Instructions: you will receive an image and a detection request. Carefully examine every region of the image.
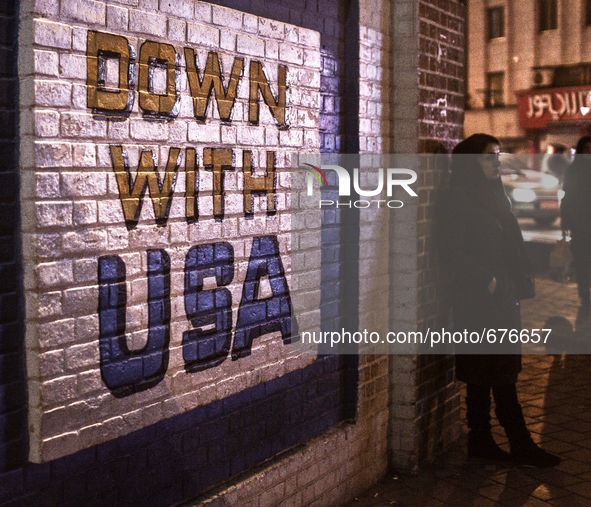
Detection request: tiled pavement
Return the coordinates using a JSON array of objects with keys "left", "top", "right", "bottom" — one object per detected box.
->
[{"left": 348, "top": 274, "right": 591, "bottom": 507}]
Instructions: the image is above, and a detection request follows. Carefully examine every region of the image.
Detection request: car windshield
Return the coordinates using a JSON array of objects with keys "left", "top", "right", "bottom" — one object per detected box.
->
[{"left": 499, "top": 153, "right": 528, "bottom": 176}]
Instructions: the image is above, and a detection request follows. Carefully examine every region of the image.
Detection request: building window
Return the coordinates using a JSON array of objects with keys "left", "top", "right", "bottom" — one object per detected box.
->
[
  {"left": 539, "top": 0, "right": 558, "bottom": 31},
  {"left": 486, "top": 72, "right": 504, "bottom": 108},
  {"left": 488, "top": 7, "right": 505, "bottom": 39}
]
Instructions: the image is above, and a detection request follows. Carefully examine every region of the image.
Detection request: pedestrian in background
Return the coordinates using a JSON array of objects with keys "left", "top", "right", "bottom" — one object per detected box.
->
[
  {"left": 547, "top": 144, "right": 570, "bottom": 184},
  {"left": 561, "top": 135, "right": 591, "bottom": 328},
  {"left": 438, "top": 133, "right": 561, "bottom": 467}
]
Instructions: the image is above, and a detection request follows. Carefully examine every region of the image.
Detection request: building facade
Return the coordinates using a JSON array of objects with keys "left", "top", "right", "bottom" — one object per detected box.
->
[
  {"left": 465, "top": 0, "right": 591, "bottom": 153},
  {"left": 0, "top": 0, "right": 465, "bottom": 505}
]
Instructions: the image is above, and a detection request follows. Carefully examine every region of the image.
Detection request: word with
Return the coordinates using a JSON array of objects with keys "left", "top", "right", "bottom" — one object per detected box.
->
[
  {"left": 109, "top": 146, "right": 276, "bottom": 229},
  {"left": 98, "top": 236, "right": 292, "bottom": 397}
]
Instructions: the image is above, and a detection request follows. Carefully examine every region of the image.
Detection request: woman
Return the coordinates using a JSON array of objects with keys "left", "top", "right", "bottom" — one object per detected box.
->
[{"left": 438, "top": 134, "right": 560, "bottom": 467}]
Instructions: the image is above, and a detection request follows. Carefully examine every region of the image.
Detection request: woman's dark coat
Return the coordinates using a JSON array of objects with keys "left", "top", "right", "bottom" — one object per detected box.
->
[{"left": 438, "top": 154, "right": 531, "bottom": 385}]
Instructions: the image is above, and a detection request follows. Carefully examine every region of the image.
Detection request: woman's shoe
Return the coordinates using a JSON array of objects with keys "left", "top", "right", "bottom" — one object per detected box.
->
[
  {"left": 468, "top": 431, "right": 512, "bottom": 461},
  {"left": 509, "top": 435, "right": 561, "bottom": 467},
  {"left": 493, "top": 384, "right": 561, "bottom": 467}
]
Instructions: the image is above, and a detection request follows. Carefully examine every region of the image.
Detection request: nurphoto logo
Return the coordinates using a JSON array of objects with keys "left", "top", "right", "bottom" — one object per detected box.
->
[{"left": 300, "top": 163, "right": 418, "bottom": 208}]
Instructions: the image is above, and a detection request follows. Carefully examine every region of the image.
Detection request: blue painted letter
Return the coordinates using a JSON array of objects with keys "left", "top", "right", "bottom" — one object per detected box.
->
[
  {"left": 98, "top": 250, "right": 170, "bottom": 397},
  {"left": 232, "top": 235, "right": 292, "bottom": 360},
  {"left": 183, "top": 242, "right": 234, "bottom": 371}
]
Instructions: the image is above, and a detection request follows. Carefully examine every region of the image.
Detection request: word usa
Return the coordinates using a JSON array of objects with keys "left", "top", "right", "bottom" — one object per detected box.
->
[{"left": 99, "top": 236, "right": 292, "bottom": 397}]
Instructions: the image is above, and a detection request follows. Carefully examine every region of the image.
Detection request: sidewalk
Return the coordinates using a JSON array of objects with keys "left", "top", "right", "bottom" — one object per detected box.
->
[{"left": 348, "top": 274, "right": 591, "bottom": 507}]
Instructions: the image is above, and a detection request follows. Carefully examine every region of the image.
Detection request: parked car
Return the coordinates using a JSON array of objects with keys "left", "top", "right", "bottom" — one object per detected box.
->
[{"left": 499, "top": 153, "right": 562, "bottom": 226}]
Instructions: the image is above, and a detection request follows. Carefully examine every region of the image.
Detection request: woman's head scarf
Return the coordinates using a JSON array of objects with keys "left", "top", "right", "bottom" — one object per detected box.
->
[
  {"left": 575, "top": 135, "right": 591, "bottom": 154},
  {"left": 449, "top": 133, "right": 509, "bottom": 214}
]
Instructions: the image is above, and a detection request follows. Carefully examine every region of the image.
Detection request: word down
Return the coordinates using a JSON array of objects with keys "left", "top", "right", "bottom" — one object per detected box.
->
[{"left": 87, "top": 30, "right": 287, "bottom": 125}]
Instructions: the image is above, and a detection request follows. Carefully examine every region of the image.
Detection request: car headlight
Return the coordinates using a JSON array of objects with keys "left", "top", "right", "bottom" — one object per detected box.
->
[
  {"left": 542, "top": 174, "right": 559, "bottom": 188},
  {"left": 513, "top": 188, "right": 536, "bottom": 202},
  {"left": 558, "top": 189, "right": 565, "bottom": 201}
]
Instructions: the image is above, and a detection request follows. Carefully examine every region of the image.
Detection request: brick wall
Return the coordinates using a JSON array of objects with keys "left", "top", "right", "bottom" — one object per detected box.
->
[
  {"left": 2, "top": 356, "right": 352, "bottom": 507},
  {"left": 388, "top": 0, "right": 465, "bottom": 469},
  {"left": 417, "top": 0, "right": 465, "bottom": 154},
  {"left": 0, "top": 0, "right": 470, "bottom": 504},
  {"left": 0, "top": 0, "right": 392, "bottom": 506},
  {"left": 355, "top": 0, "right": 391, "bottom": 479},
  {"left": 415, "top": 0, "right": 465, "bottom": 464},
  {"left": 21, "top": 0, "right": 325, "bottom": 463}
]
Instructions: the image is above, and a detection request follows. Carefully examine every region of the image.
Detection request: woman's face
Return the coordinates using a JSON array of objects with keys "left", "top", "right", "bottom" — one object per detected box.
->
[{"left": 479, "top": 143, "right": 501, "bottom": 181}]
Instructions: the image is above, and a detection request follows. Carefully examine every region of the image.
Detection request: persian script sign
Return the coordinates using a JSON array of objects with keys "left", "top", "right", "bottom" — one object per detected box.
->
[{"left": 516, "top": 85, "right": 591, "bottom": 129}]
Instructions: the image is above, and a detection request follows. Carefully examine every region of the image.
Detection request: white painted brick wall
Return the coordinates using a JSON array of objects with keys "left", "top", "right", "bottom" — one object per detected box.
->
[
  {"left": 33, "top": 19, "right": 72, "bottom": 50},
  {"left": 21, "top": 0, "right": 322, "bottom": 464}
]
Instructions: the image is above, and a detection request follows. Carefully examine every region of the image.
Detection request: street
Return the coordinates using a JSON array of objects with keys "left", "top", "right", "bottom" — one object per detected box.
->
[
  {"left": 519, "top": 217, "right": 563, "bottom": 244},
  {"left": 348, "top": 273, "right": 591, "bottom": 507}
]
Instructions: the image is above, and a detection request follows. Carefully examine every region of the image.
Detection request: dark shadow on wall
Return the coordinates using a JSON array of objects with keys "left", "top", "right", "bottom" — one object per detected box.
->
[
  {"left": 416, "top": 355, "right": 457, "bottom": 462},
  {"left": 0, "top": 355, "right": 348, "bottom": 507},
  {"left": 340, "top": 0, "right": 360, "bottom": 421},
  {"left": 0, "top": 0, "right": 28, "bottom": 472}
]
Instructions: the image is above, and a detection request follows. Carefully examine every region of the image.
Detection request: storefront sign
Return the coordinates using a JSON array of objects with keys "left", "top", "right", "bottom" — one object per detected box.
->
[{"left": 516, "top": 85, "right": 591, "bottom": 129}]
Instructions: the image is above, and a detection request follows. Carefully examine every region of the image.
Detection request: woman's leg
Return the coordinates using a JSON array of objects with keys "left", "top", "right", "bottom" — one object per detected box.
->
[
  {"left": 493, "top": 383, "right": 560, "bottom": 467},
  {"left": 466, "top": 383, "right": 510, "bottom": 460}
]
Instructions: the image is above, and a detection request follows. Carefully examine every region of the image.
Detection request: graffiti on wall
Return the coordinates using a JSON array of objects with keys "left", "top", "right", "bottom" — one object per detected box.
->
[
  {"left": 24, "top": 2, "right": 321, "bottom": 463},
  {"left": 87, "top": 30, "right": 293, "bottom": 397}
]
